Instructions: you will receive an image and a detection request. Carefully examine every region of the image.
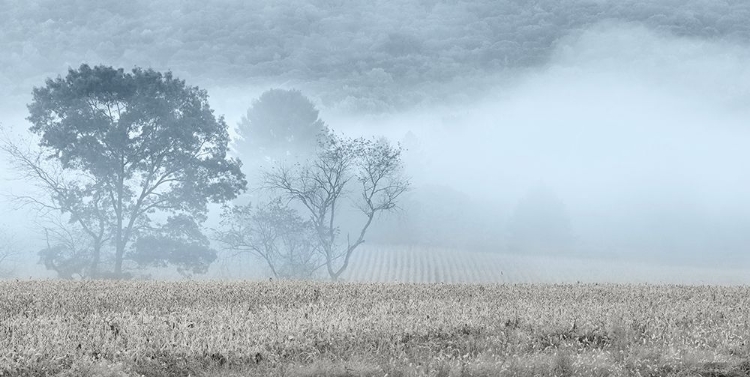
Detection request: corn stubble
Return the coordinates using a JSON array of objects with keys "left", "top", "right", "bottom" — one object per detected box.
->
[{"left": 1, "top": 281, "right": 749, "bottom": 376}]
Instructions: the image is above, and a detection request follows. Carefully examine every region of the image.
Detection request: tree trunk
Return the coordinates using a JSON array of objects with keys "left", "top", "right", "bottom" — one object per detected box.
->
[
  {"left": 326, "top": 213, "right": 373, "bottom": 281},
  {"left": 114, "top": 165, "right": 125, "bottom": 278},
  {"left": 91, "top": 243, "right": 101, "bottom": 278},
  {"left": 114, "top": 219, "right": 124, "bottom": 277}
]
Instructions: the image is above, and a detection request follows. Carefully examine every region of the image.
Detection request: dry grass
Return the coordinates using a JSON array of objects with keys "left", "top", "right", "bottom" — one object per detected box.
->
[{"left": 1, "top": 281, "right": 749, "bottom": 376}]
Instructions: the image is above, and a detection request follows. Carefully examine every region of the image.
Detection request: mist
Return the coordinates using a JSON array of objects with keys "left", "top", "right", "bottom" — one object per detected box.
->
[
  {"left": 328, "top": 23, "right": 750, "bottom": 277},
  {"left": 2, "top": 8, "right": 750, "bottom": 282}
]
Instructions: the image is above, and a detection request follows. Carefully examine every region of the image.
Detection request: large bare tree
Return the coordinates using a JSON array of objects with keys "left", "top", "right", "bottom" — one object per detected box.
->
[{"left": 264, "top": 133, "right": 409, "bottom": 280}]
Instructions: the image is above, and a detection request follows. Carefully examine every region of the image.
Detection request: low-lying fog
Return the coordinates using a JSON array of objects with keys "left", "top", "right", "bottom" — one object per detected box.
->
[
  {"left": 2, "top": 23, "right": 750, "bottom": 279},
  {"left": 326, "top": 24, "right": 750, "bottom": 269}
]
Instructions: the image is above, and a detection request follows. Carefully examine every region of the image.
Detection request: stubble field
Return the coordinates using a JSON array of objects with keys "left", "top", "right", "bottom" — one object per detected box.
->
[{"left": 1, "top": 280, "right": 749, "bottom": 377}]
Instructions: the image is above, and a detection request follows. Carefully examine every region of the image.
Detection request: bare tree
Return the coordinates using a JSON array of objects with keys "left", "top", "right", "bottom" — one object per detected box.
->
[
  {"left": 264, "top": 133, "right": 409, "bottom": 281},
  {"left": 217, "top": 199, "right": 321, "bottom": 279}
]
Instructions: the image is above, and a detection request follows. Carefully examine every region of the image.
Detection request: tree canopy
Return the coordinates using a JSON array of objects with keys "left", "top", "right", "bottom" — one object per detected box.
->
[
  {"left": 23, "top": 64, "right": 246, "bottom": 277},
  {"left": 235, "top": 88, "right": 327, "bottom": 166}
]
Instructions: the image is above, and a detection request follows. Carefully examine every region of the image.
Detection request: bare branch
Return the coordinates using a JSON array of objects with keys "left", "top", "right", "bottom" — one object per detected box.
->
[{"left": 259, "top": 133, "right": 409, "bottom": 280}]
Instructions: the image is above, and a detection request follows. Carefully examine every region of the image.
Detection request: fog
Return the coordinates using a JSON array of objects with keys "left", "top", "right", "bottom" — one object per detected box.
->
[
  {"left": 1, "top": 15, "right": 750, "bottom": 282},
  {"left": 329, "top": 24, "right": 750, "bottom": 269}
]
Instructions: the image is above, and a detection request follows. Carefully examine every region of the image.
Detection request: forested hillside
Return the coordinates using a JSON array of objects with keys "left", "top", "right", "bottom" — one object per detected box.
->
[{"left": 1, "top": 0, "right": 748, "bottom": 111}]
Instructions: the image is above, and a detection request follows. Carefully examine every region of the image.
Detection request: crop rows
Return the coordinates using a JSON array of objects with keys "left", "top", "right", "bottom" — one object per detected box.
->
[{"left": 340, "top": 245, "right": 750, "bottom": 285}]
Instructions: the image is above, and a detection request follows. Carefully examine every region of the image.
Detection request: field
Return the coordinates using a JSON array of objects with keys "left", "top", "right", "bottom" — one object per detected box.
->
[
  {"left": 2, "top": 281, "right": 750, "bottom": 377},
  {"left": 212, "top": 245, "right": 750, "bottom": 285},
  {"left": 341, "top": 246, "right": 750, "bottom": 285}
]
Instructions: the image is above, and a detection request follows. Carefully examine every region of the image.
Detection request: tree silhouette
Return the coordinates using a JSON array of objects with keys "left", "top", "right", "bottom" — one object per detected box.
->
[
  {"left": 235, "top": 89, "right": 327, "bottom": 167},
  {"left": 25, "top": 64, "right": 246, "bottom": 277},
  {"left": 264, "top": 133, "right": 410, "bottom": 280}
]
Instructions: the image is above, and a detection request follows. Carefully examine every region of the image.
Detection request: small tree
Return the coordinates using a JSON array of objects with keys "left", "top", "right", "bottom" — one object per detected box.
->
[
  {"left": 264, "top": 133, "right": 409, "bottom": 280},
  {"left": 235, "top": 89, "right": 328, "bottom": 166},
  {"left": 24, "top": 64, "right": 246, "bottom": 277},
  {"left": 217, "top": 199, "right": 320, "bottom": 279}
]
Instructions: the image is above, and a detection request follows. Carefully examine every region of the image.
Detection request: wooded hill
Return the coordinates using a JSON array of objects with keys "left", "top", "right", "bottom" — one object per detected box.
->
[{"left": 1, "top": 0, "right": 748, "bottom": 112}]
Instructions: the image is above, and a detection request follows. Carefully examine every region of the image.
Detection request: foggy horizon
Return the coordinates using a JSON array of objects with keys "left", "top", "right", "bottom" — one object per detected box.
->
[{"left": 1, "top": 2, "right": 750, "bottom": 283}]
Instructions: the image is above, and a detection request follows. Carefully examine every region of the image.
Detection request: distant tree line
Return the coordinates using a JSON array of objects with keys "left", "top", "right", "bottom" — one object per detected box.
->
[{"left": 1, "top": 0, "right": 748, "bottom": 111}]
